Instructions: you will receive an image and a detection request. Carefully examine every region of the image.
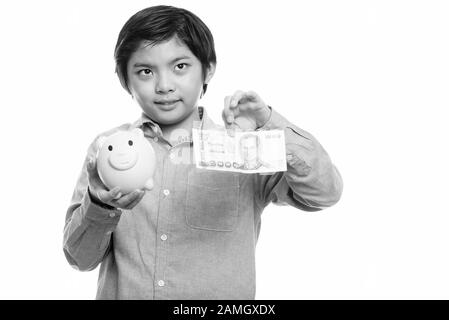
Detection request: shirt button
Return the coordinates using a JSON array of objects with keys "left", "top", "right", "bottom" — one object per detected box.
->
[
  {"left": 109, "top": 212, "right": 116, "bottom": 218},
  {"left": 163, "top": 189, "right": 170, "bottom": 196},
  {"left": 161, "top": 234, "right": 168, "bottom": 241},
  {"left": 169, "top": 152, "right": 176, "bottom": 160},
  {"left": 157, "top": 280, "right": 165, "bottom": 287},
  {"left": 153, "top": 137, "right": 159, "bottom": 142}
]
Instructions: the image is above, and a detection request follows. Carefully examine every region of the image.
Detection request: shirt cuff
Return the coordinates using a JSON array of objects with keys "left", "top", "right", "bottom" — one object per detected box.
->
[{"left": 81, "top": 189, "right": 122, "bottom": 224}]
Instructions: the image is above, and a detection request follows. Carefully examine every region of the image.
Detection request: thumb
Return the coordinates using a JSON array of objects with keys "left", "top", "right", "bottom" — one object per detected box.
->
[
  {"left": 86, "top": 157, "right": 98, "bottom": 176},
  {"left": 86, "top": 157, "right": 93, "bottom": 168},
  {"left": 226, "top": 123, "right": 241, "bottom": 138}
]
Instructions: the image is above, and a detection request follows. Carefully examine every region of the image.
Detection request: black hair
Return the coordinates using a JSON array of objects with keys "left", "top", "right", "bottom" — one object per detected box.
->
[{"left": 114, "top": 5, "right": 216, "bottom": 95}]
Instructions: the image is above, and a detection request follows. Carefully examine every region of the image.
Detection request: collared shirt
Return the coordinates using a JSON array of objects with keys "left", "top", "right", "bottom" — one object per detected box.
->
[{"left": 63, "top": 106, "right": 343, "bottom": 299}]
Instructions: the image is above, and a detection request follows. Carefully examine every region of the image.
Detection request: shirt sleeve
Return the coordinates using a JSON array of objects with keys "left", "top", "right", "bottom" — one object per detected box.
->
[
  {"left": 63, "top": 137, "right": 122, "bottom": 271},
  {"left": 254, "top": 106, "right": 343, "bottom": 212}
]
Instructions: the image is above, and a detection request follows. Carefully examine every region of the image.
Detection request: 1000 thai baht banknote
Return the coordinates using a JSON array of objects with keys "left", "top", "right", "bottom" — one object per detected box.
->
[{"left": 192, "top": 128, "right": 287, "bottom": 174}]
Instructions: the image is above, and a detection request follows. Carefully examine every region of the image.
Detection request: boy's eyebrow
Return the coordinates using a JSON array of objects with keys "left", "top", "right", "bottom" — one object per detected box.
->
[{"left": 133, "top": 55, "right": 192, "bottom": 68}]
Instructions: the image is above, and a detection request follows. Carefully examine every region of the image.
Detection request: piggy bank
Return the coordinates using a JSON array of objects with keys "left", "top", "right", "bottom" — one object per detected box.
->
[{"left": 96, "top": 128, "right": 156, "bottom": 194}]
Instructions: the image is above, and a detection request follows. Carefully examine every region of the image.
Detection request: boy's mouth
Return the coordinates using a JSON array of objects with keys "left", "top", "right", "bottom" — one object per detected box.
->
[
  {"left": 154, "top": 99, "right": 181, "bottom": 105},
  {"left": 154, "top": 99, "right": 181, "bottom": 110}
]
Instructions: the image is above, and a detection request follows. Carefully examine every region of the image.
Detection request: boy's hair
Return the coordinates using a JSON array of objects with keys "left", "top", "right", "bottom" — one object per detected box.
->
[{"left": 114, "top": 5, "right": 217, "bottom": 95}]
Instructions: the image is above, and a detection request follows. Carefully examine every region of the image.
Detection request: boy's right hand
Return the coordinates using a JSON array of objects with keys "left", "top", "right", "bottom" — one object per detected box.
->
[{"left": 86, "top": 157, "right": 146, "bottom": 210}]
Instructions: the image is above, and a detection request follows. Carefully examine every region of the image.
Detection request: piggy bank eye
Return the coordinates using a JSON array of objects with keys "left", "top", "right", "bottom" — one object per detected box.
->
[
  {"left": 108, "top": 145, "right": 113, "bottom": 151},
  {"left": 128, "top": 140, "right": 133, "bottom": 146}
]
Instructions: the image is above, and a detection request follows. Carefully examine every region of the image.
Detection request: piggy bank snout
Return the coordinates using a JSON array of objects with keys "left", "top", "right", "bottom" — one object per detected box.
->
[
  {"left": 108, "top": 151, "right": 139, "bottom": 171},
  {"left": 96, "top": 129, "right": 156, "bottom": 194}
]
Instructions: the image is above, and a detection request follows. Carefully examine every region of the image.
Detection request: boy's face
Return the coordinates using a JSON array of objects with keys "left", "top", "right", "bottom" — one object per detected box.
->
[{"left": 126, "top": 36, "right": 214, "bottom": 126}]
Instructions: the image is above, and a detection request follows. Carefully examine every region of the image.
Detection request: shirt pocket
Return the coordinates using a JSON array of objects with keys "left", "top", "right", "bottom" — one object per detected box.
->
[{"left": 185, "top": 170, "right": 240, "bottom": 232}]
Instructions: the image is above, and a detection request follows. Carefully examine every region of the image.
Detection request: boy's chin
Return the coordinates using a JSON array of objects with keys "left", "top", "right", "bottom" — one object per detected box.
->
[{"left": 144, "top": 109, "right": 194, "bottom": 126}]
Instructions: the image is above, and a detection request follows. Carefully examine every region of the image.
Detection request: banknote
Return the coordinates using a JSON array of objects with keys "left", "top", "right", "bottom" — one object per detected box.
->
[{"left": 192, "top": 128, "right": 287, "bottom": 174}]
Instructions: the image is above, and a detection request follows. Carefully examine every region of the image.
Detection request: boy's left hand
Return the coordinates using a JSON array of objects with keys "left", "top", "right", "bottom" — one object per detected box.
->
[{"left": 222, "top": 90, "right": 271, "bottom": 131}]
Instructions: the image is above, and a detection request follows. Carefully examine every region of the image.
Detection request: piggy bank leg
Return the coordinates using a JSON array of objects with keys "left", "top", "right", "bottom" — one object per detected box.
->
[{"left": 144, "top": 178, "right": 154, "bottom": 191}]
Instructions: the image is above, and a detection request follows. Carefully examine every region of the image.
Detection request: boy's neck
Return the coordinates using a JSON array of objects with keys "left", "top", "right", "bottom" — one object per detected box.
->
[{"left": 159, "top": 107, "right": 200, "bottom": 139}]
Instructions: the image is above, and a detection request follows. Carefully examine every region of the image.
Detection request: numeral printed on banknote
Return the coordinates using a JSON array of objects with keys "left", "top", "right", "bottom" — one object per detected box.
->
[{"left": 192, "top": 128, "right": 287, "bottom": 174}]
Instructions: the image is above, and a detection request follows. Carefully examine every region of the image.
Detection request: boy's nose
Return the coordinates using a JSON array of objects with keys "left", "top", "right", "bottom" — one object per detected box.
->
[{"left": 155, "top": 73, "right": 175, "bottom": 93}]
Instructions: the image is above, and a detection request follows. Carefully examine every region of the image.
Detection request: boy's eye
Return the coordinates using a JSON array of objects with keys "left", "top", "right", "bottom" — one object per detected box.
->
[
  {"left": 108, "top": 145, "right": 113, "bottom": 151},
  {"left": 128, "top": 140, "right": 133, "bottom": 146},
  {"left": 139, "top": 69, "right": 153, "bottom": 76},
  {"left": 175, "top": 63, "right": 188, "bottom": 71}
]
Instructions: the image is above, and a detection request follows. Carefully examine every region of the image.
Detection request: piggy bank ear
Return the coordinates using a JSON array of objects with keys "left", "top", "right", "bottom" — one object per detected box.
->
[
  {"left": 96, "top": 135, "right": 107, "bottom": 150},
  {"left": 131, "top": 128, "right": 144, "bottom": 139}
]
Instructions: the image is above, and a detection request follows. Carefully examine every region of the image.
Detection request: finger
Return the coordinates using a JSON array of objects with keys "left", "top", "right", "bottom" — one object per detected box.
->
[
  {"left": 244, "top": 90, "right": 264, "bottom": 111},
  {"left": 86, "top": 157, "right": 113, "bottom": 196},
  {"left": 118, "top": 189, "right": 143, "bottom": 209},
  {"left": 230, "top": 90, "right": 245, "bottom": 108},
  {"left": 123, "top": 190, "right": 146, "bottom": 209},
  {"left": 88, "top": 173, "right": 108, "bottom": 198},
  {"left": 246, "top": 90, "right": 260, "bottom": 101},
  {"left": 94, "top": 189, "right": 107, "bottom": 203},
  {"left": 231, "top": 90, "right": 258, "bottom": 107},
  {"left": 225, "top": 96, "right": 243, "bottom": 122},
  {"left": 223, "top": 95, "right": 234, "bottom": 125},
  {"left": 225, "top": 123, "right": 237, "bottom": 137},
  {"left": 230, "top": 90, "right": 259, "bottom": 113},
  {"left": 86, "top": 157, "right": 102, "bottom": 186},
  {"left": 233, "top": 99, "right": 257, "bottom": 112},
  {"left": 233, "top": 91, "right": 260, "bottom": 110},
  {"left": 98, "top": 186, "right": 121, "bottom": 203},
  {"left": 114, "top": 189, "right": 143, "bottom": 208},
  {"left": 86, "top": 157, "right": 97, "bottom": 176},
  {"left": 222, "top": 109, "right": 234, "bottom": 128}
]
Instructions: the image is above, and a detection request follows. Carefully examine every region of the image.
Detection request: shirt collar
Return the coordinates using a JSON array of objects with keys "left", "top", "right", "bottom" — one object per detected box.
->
[{"left": 131, "top": 106, "right": 211, "bottom": 138}]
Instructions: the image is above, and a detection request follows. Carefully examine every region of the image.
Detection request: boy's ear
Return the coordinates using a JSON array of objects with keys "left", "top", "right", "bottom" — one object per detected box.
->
[{"left": 204, "top": 63, "right": 216, "bottom": 84}]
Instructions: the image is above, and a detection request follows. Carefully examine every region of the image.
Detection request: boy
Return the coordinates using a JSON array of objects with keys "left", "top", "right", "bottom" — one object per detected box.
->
[{"left": 63, "top": 5, "right": 343, "bottom": 299}]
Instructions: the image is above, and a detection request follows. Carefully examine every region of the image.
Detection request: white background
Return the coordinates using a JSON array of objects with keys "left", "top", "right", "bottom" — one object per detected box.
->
[{"left": 0, "top": 0, "right": 448, "bottom": 299}]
